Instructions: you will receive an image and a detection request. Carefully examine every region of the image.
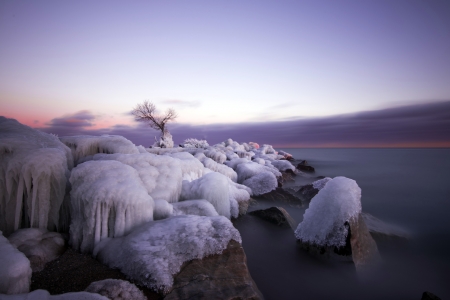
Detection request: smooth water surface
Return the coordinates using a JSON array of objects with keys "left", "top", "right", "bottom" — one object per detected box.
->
[{"left": 234, "top": 148, "right": 450, "bottom": 300}]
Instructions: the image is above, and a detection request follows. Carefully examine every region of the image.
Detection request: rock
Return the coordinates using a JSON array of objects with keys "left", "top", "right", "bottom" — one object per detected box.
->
[
  {"left": 85, "top": 279, "right": 146, "bottom": 300},
  {"left": 257, "top": 187, "right": 302, "bottom": 206},
  {"left": 295, "top": 184, "right": 319, "bottom": 202},
  {"left": 361, "top": 213, "right": 410, "bottom": 240},
  {"left": 164, "top": 240, "right": 263, "bottom": 300},
  {"left": 8, "top": 228, "right": 66, "bottom": 272},
  {"left": 296, "top": 160, "right": 315, "bottom": 172},
  {"left": 277, "top": 170, "right": 296, "bottom": 187},
  {"left": 249, "top": 207, "right": 296, "bottom": 230},
  {"left": 421, "top": 291, "right": 442, "bottom": 300}
]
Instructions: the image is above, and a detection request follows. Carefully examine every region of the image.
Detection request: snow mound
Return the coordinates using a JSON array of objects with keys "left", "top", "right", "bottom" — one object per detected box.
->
[
  {"left": 242, "top": 172, "right": 277, "bottom": 196},
  {"left": 203, "top": 149, "right": 227, "bottom": 164},
  {"left": 295, "top": 177, "right": 362, "bottom": 248},
  {"left": 235, "top": 162, "right": 280, "bottom": 183},
  {"left": 59, "top": 135, "right": 138, "bottom": 166},
  {"left": 0, "top": 230, "right": 31, "bottom": 295},
  {"left": 0, "top": 117, "right": 72, "bottom": 235},
  {"left": 312, "top": 177, "right": 332, "bottom": 190},
  {"left": 270, "top": 160, "right": 295, "bottom": 172},
  {"left": 94, "top": 215, "right": 241, "bottom": 293},
  {"left": 182, "top": 138, "right": 209, "bottom": 148},
  {"left": 0, "top": 289, "right": 109, "bottom": 299},
  {"left": 93, "top": 152, "right": 182, "bottom": 203},
  {"left": 173, "top": 200, "right": 219, "bottom": 217},
  {"left": 180, "top": 172, "right": 231, "bottom": 218},
  {"left": 85, "top": 279, "right": 146, "bottom": 300},
  {"left": 163, "top": 152, "right": 204, "bottom": 181},
  {"left": 69, "top": 160, "right": 154, "bottom": 253},
  {"left": 7, "top": 228, "right": 65, "bottom": 272}
]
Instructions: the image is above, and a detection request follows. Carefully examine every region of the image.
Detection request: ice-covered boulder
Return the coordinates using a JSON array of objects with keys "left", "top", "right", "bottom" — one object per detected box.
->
[
  {"left": 0, "top": 230, "right": 32, "bottom": 294},
  {"left": 7, "top": 228, "right": 65, "bottom": 272},
  {"left": 228, "top": 180, "right": 252, "bottom": 217},
  {"left": 270, "top": 159, "right": 296, "bottom": 172},
  {"left": 69, "top": 160, "right": 154, "bottom": 253},
  {"left": 0, "top": 289, "right": 109, "bottom": 299},
  {"left": 194, "top": 152, "right": 237, "bottom": 182},
  {"left": 180, "top": 172, "right": 231, "bottom": 218},
  {"left": 235, "top": 161, "right": 280, "bottom": 183},
  {"left": 173, "top": 200, "right": 219, "bottom": 217},
  {"left": 153, "top": 199, "right": 174, "bottom": 220},
  {"left": 59, "top": 135, "right": 138, "bottom": 166},
  {"left": 0, "top": 117, "right": 72, "bottom": 235},
  {"left": 93, "top": 152, "right": 183, "bottom": 203},
  {"left": 94, "top": 215, "right": 241, "bottom": 293},
  {"left": 295, "top": 177, "right": 361, "bottom": 249},
  {"left": 242, "top": 172, "right": 278, "bottom": 196},
  {"left": 85, "top": 279, "right": 146, "bottom": 300},
  {"left": 163, "top": 152, "right": 204, "bottom": 181}
]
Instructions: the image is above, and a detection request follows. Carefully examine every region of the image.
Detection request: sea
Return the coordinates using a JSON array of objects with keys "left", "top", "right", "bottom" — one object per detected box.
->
[{"left": 233, "top": 148, "right": 450, "bottom": 300}]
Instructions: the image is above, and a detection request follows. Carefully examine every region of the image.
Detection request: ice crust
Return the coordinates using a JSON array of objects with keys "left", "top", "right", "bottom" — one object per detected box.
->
[
  {"left": 85, "top": 279, "right": 146, "bottom": 300},
  {"left": 312, "top": 177, "right": 332, "bottom": 190},
  {"left": 59, "top": 135, "right": 138, "bottom": 166},
  {"left": 242, "top": 172, "right": 278, "bottom": 196},
  {"left": 153, "top": 199, "right": 174, "bottom": 220},
  {"left": 94, "top": 215, "right": 241, "bottom": 293},
  {"left": 0, "top": 117, "right": 72, "bottom": 235},
  {"left": 182, "top": 138, "right": 209, "bottom": 148},
  {"left": 69, "top": 160, "right": 154, "bottom": 253},
  {"left": 93, "top": 152, "right": 182, "bottom": 203},
  {"left": 0, "top": 231, "right": 32, "bottom": 295},
  {"left": 173, "top": 200, "right": 219, "bottom": 217},
  {"left": 163, "top": 152, "right": 204, "bottom": 181},
  {"left": 295, "top": 177, "right": 362, "bottom": 247},
  {"left": 194, "top": 152, "right": 237, "bottom": 182}
]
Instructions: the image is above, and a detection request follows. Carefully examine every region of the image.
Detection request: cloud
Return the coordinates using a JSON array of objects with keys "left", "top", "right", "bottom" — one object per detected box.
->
[
  {"left": 35, "top": 101, "right": 450, "bottom": 148},
  {"left": 160, "top": 99, "right": 201, "bottom": 108}
]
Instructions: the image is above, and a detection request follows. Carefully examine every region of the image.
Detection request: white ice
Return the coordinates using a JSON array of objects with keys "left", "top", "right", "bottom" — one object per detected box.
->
[
  {"left": 312, "top": 177, "right": 332, "bottom": 190},
  {"left": 94, "top": 215, "right": 241, "bottom": 293},
  {"left": 69, "top": 160, "right": 154, "bottom": 253},
  {"left": 163, "top": 152, "right": 204, "bottom": 181},
  {"left": 173, "top": 200, "right": 219, "bottom": 217},
  {"left": 0, "top": 289, "right": 109, "bottom": 300},
  {"left": 295, "top": 177, "right": 362, "bottom": 248},
  {"left": 194, "top": 152, "right": 237, "bottom": 182},
  {"left": 59, "top": 135, "right": 138, "bottom": 166},
  {"left": 0, "top": 117, "right": 72, "bottom": 235},
  {"left": 85, "top": 279, "right": 146, "bottom": 300},
  {"left": 242, "top": 172, "right": 278, "bottom": 196},
  {"left": 0, "top": 230, "right": 31, "bottom": 295},
  {"left": 182, "top": 138, "right": 209, "bottom": 149}
]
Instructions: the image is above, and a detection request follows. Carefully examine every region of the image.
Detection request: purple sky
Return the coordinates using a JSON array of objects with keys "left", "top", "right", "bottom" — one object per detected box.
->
[{"left": 1, "top": 1, "right": 450, "bottom": 147}]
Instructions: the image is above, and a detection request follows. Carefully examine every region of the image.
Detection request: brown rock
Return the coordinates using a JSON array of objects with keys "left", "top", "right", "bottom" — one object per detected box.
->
[
  {"left": 256, "top": 188, "right": 302, "bottom": 206},
  {"left": 165, "top": 240, "right": 263, "bottom": 300},
  {"left": 249, "top": 207, "right": 296, "bottom": 230}
]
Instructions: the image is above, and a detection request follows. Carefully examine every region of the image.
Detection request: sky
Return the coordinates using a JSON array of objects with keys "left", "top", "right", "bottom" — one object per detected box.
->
[{"left": 1, "top": 0, "right": 449, "bottom": 147}]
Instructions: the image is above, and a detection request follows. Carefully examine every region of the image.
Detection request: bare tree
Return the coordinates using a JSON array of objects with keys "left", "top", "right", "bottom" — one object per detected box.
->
[
  {"left": 132, "top": 100, "right": 177, "bottom": 134},
  {"left": 132, "top": 100, "right": 177, "bottom": 147}
]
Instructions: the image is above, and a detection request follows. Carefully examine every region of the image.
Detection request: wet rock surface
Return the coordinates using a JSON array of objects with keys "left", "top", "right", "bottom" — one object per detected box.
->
[
  {"left": 296, "top": 160, "right": 315, "bottom": 172},
  {"left": 256, "top": 188, "right": 302, "bottom": 206},
  {"left": 249, "top": 207, "right": 296, "bottom": 229},
  {"left": 165, "top": 240, "right": 263, "bottom": 300}
]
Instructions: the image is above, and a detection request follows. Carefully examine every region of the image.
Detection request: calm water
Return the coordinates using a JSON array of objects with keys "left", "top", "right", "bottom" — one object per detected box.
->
[{"left": 234, "top": 148, "right": 450, "bottom": 300}]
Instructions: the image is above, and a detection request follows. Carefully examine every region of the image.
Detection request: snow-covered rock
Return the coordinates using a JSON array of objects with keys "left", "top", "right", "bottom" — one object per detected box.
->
[
  {"left": 59, "top": 135, "right": 138, "bottom": 166},
  {"left": 194, "top": 152, "right": 237, "bottom": 182},
  {"left": 295, "top": 177, "right": 362, "bottom": 248},
  {"left": 0, "top": 230, "right": 31, "bottom": 295},
  {"left": 7, "top": 228, "right": 65, "bottom": 272},
  {"left": 94, "top": 215, "right": 241, "bottom": 293},
  {"left": 312, "top": 177, "right": 332, "bottom": 190},
  {"left": 85, "top": 279, "right": 146, "bottom": 300},
  {"left": 180, "top": 172, "right": 231, "bottom": 218},
  {"left": 173, "top": 200, "right": 219, "bottom": 217},
  {"left": 242, "top": 172, "right": 278, "bottom": 196},
  {"left": 69, "top": 160, "right": 154, "bottom": 253},
  {"left": 0, "top": 117, "right": 72, "bottom": 235},
  {"left": 163, "top": 152, "right": 204, "bottom": 181},
  {"left": 93, "top": 152, "right": 183, "bottom": 203},
  {"left": 0, "top": 289, "right": 109, "bottom": 300}
]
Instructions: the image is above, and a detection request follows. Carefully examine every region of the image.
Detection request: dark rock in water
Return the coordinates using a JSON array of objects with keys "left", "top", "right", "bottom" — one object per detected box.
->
[
  {"left": 295, "top": 184, "right": 319, "bottom": 202},
  {"left": 257, "top": 187, "right": 302, "bottom": 206},
  {"left": 297, "top": 164, "right": 315, "bottom": 172},
  {"left": 422, "top": 291, "right": 442, "bottom": 300},
  {"left": 249, "top": 207, "right": 296, "bottom": 229},
  {"left": 277, "top": 170, "right": 296, "bottom": 187},
  {"left": 165, "top": 240, "right": 263, "bottom": 300}
]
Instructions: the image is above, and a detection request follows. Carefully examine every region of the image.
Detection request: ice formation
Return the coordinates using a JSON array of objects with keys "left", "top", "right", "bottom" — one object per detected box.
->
[
  {"left": 85, "top": 279, "right": 146, "bottom": 300},
  {"left": 0, "top": 289, "right": 109, "bottom": 299},
  {"left": 242, "top": 172, "right": 278, "bottom": 196},
  {"left": 312, "top": 177, "right": 332, "bottom": 190},
  {"left": 269, "top": 159, "right": 296, "bottom": 172},
  {"left": 0, "top": 117, "right": 72, "bottom": 235},
  {"left": 153, "top": 199, "right": 174, "bottom": 220},
  {"left": 69, "top": 160, "right": 154, "bottom": 253},
  {"left": 172, "top": 200, "right": 219, "bottom": 217},
  {"left": 163, "top": 152, "right": 204, "bottom": 181},
  {"left": 295, "top": 177, "right": 362, "bottom": 248},
  {"left": 153, "top": 131, "right": 174, "bottom": 148},
  {"left": 93, "top": 152, "right": 182, "bottom": 203},
  {"left": 180, "top": 172, "right": 231, "bottom": 218},
  {"left": 194, "top": 152, "right": 237, "bottom": 182},
  {"left": 94, "top": 215, "right": 241, "bottom": 293},
  {"left": 7, "top": 228, "right": 65, "bottom": 272},
  {"left": 0, "top": 231, "right": 31, "bottom": 295},
  {"left": 59, "top": 135, "right": 139, "bottom": 166}
]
